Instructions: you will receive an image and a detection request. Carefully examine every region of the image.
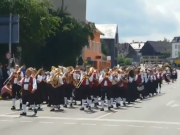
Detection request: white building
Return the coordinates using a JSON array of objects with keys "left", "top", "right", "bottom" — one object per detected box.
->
[
  {"left": 171, "top": 37, "right": 180, "bottom": 58},
  {"left": 52, "top": 0, "right": 86, "bottom": 22}
]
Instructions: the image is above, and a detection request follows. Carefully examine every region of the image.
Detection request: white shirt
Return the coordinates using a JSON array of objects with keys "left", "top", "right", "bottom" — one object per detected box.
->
[{"left": 19, "top": 77, "right": 37, "bottom": 91}]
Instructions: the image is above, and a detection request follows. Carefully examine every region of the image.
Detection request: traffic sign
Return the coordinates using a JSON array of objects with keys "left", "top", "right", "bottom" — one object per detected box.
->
[{"left": 6, "top": 52, "right": 11, "bottom": 59}]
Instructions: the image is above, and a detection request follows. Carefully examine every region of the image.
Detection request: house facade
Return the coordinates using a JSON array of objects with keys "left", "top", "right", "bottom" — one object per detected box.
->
[
  {"left": 140, "top": 41, "right": 171, "bottom": 64},
  {"left": 95, "top": 24, "right": 119, "bottom": 67},
  {"left": 52, "top": 0, "right": 86, "bottom": 22},
  {"left": 82, "top": 26, "right": 111, "bottom": 69},
  {"left": 171, "top": 37, "right": 180, "bottom": 58}
]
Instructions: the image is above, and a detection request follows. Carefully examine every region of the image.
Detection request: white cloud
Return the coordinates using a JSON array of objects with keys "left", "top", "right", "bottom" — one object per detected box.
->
[{"left": 86, "top": 0, "right": 180, "bottom": 42}]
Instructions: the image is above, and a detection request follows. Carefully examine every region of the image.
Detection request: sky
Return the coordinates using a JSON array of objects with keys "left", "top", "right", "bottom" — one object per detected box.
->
[{"left": 86, "top": 0, "right": 180, "bottom": 43}]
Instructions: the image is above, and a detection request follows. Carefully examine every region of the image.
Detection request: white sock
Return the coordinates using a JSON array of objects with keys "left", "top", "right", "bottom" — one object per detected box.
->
[
  {"left": 116, "top": 97, "right": 120, "bottom": 104},
  {"left": 88, "top": 99, "right": 92, "bottom": 107},
  {"left": 70, "top": 97, "right": 73, "bottom": 103},
  {"left": 110, "top": 98, "right": 114, "bottom": 105},
  {"left": 19, "top": 99, "right": 22, "bottom": 104},
  {"left": 94, "top": 97, "right": 98, "bottom": 103},
  {"left": 108, "top": 100, "right": 111, "bottom": 107},
  {"left": 101, "top": 100, "right": 104, "bottom": 108},
  {"left": 82, "top": 99, "right": 86, "bottom": 107},
  {"left": 12, "top": 98, "right": 15, "bottom": 107},
  {"left": 64, "top": 97, "right": 67, "bottom": 105},
  {"left": 22, "top": 104, "right": 26, "bottom": 113}
]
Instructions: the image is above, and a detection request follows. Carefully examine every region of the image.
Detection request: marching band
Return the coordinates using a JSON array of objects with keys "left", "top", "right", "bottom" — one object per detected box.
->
[{"left": 3, "top": 63, "right": 178, "bottom": 116}]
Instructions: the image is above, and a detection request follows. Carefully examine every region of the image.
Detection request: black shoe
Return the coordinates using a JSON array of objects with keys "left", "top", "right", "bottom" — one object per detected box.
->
[
  {"left": 70, "top": 103, "right": 73, "bottom": 107},
  {"left": 100, "top": 108, "right": 104, "bottom": 111},
  {"left": 50, "top": 109, "right": 55, "bottom": 111},
  {"left": 20, "top": 112, "right": 26, "bottom": 116},
  {"left": 88, "top": 106, "right": 91, "bottom": 110},
  {"left": 80, "top": 107, "right": 84, "bottom": 111},
  {"left": 28, "top": 108, "right": 32, "bottom": 110},
  {"left": 108, "top": 107, "right": 111, "bottom": 110},
  {"left": 63, "top": 105, "right": 67, "bottom": 108},
  {"left": 34, "top": 109, "right": 37, "bottom": 114},
  {"left": 11, "top": 106, "right": 16, "bottom": 110}
]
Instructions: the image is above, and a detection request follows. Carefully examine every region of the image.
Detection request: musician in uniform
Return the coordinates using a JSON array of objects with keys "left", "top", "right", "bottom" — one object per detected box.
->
[
  {"left": 111, "top": 68, "right": 119, "bottom": 108},
  {"left": 80, "top": 66, "right": 93, "bottom": 111},
  {"left": 171, "top": 68, "right": 177, "bottom": 83},
  {"left": 63, "top": 66, "right": 74, "bottom": 108},
  {"left": 50, "top": 69, "right": 64, "bottom": 111},
  {"left": 99, "top": 68, "right": 112, "bottom": 111},
  {"left": 142, "top": 68, "right": 149, "bottom": 97},
  {"left": 92, "top": 69, "right": 101, "bottom": 107},
  {"left": 10, "top": 65, "right": 24, "bottom": 110},
  {"left": 18, "top": 69, "right": 37, "bottom": 116},
  {"left": 136, "top": 68, "right": 144, "bottom": 99},
  {"left": 156, "top": 68, "right": 163, "bottom": 93},
  {"left": 148, "top": 69, "right": 157, "bottom": 96}
]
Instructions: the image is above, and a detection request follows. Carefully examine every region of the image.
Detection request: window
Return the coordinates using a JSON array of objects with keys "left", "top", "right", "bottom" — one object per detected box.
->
[
  {"left": 175, "top": 51, "right": 178, "bottom": 56},
  {"left": 175, "top": 44, "right": 177, "bottom": 49},
  {"left": 92, "top": 41, "right": 95, "bottom": 51},
  {"left": 96, "top": 42, "right": 99, "bottom": 51},
  {"left": 88, "top": 40, "right": 91, "bottom": 50},
  {"left": 178, "top": 45, "right": 180, "bottom": 50}
]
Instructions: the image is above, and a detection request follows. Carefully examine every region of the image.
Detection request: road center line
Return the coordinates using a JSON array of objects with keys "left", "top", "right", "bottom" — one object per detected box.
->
[
  {"left": 2, "top": 115, "right": 180, "bottom": 126},
  {"left": 21, "top": 121, "right": 32, "bottom": 123},
  {"left": 127, "top": 125, "right": 144, "bottom": 128},
  {"left": 0, "top": 120, "right": 12, "bottom": 122},
  {"left": 39, "top": 121, "right": 53, "bottom": 124},
  {"left": 166, "top": 101, "right": 175, "bottom": 106},
  {"left": 81, "top": 123, "right": 96, "bottom": 126},
  {"left": 64, "top": 122, "right": 76, "bottom": 125},
  {"left": 103, "top": 124, "right": 119, "bottom": 127},
  {"left": 95, "top": 113, "right": 112, "bottom": 119},
  {"left": 151, "top": 126, "right": 167, "bottom": 129}
]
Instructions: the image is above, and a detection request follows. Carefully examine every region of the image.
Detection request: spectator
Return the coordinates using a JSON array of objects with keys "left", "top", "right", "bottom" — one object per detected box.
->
[
  {"left": 1, "top": 83, "right": 12, "bottom": 99},
  {"left": 0, "top": 63, "right": 3, "bottom": 91}
]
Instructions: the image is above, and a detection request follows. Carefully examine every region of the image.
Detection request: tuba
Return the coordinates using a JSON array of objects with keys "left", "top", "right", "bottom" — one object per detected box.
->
[
  {"left": 51, "top": 72, "right": 61, "bottom": 88},
  {"left": 162, "top": 62, "right": 172, "bottom": 73}
]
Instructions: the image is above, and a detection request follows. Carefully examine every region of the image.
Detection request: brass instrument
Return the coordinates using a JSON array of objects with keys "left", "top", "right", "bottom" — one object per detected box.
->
[
  {"left": 162, "top": 62, "right": 172, "bottom": 72},
  {"left": 4, "top": 66, "right": 23, "bottom": 85},
  {"left": 75, "top": 69, "right": 93, "bottom": 89},
  {"left": 51, "top": 72, "right": 61, "bottom": 88}
]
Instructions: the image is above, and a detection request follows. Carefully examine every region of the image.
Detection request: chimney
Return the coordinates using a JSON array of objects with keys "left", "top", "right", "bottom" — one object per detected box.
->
[{"left": 139, "top": 44, "right": 141, "bottom": 48}]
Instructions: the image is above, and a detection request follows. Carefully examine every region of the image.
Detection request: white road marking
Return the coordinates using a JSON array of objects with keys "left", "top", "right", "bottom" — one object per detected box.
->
[
  {"left": 64, "top": 122, "right": 76, "bottom": 125},
  {"left": 171, "top": 104, "right": 179, "bottom": 107},
  {"left": 81, "top": 123, "right": 96, "bottom": 126},
  {"left": 0, "top": 120, "right": 12, "bottom": 122},
  {"left": 166, "top": 101, "right": 175, "bottom": 106},
  {"left": 103, "top": 124, "right": 119, "bottom": 127},
  {"left": 21, "top": 121, "right": 32, "bottom": 123},
  {"left": 0, "top": 105, "right": 47, "bottom": 116},
  {"left": 2, "top": 115, "right": 180, "bottom": 126},
  {"left": 151, "top": 126, "right": 167, "bottom": 129},
  {"left": 95, "top": 113, "right": 112, "bottom": 119},
  {"left": 127, "top": 125, "right": 144, "bottom": 128},
  {"left": 39, "top": 121, "right": 53, "bottom": 124}
]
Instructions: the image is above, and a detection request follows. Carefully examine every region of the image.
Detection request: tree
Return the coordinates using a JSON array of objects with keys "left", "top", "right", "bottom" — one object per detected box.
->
[
  {"left": 163, "top": 37, "right": 170, "bottom": 42},
  {"left": 0, "top": 0, "right": 60, "bottom": 66},
  {"left": 162, "top": 51, "right": 171, "bottom": 58},
  {"left": 124, "top": 58, "right": 132, "bottom": 65},
  {"left": 117, "top": 55, "right": 125, "bottom": 64},
  {"left": 39, "top": 10, "right": 95, "bottom": 68}
]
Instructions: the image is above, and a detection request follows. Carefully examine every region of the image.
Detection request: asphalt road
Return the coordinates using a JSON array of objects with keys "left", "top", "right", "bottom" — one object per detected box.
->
[{"left": 0, "top": 72, "right": 180, "bottom": 135}]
